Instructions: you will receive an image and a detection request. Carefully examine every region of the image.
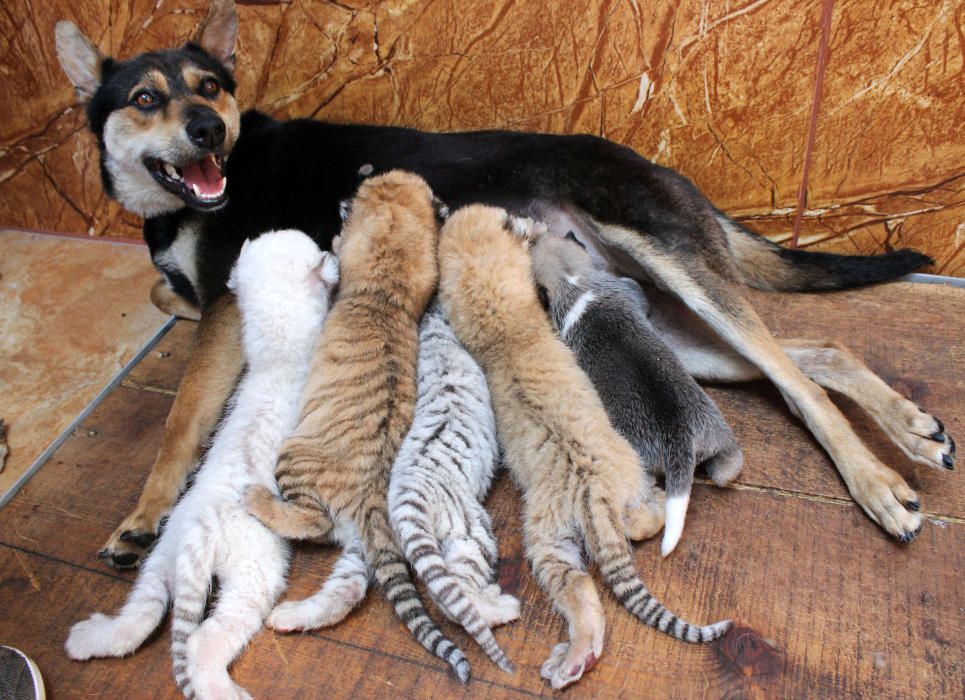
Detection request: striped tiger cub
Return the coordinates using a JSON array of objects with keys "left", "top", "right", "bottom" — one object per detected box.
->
[
  {"left": 437, "top": 205, "right": 732, "bottom": 690},
  {"left": 389, "top": 299, "right": 521, "bottom": 673},
  {"left": 245, "top": 171, "right": 472, "bottom": 682}
]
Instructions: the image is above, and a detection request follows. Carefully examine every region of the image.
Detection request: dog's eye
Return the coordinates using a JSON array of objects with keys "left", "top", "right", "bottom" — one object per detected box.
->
[
  {"left": 200, "top": 77, "right": 220, "bottom": 97},
  {"left": 132, "top": 91, "right": 156, "bottom": 109}
]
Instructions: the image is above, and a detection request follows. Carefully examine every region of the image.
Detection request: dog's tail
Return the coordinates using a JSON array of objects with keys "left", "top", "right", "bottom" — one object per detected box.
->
[{"left": 718, "top": 213, "right": 932, "bottom": 292}]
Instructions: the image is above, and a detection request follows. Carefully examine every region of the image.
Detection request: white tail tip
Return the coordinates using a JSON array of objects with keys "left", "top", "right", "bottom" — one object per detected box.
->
[{"left": 661, "top": 494, "right": 690, "bottom": 556}]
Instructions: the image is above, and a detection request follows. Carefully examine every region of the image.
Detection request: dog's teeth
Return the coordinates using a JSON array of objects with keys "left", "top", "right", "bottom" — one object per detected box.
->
[
  {"left": 191, "top": 183, "right": 202, "bottom": 198},
  {"left": 163, "top": 163, "right": 181, "bottom": 180}
]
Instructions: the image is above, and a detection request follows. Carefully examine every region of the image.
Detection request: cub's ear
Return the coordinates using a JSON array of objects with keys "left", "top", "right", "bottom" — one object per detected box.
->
[
  {"left": 55, "top": 21, "right": 103, "bottom": 102},
  {"left": 195, "top": 0, "right": 238, "bottom": 69}
]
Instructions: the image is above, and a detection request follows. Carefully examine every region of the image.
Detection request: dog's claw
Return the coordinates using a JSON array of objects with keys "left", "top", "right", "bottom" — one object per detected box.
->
[
  {"left": 906, "top": 500, "right": 920, "bottom": 512},
  {"left": 119, "top": 530, "right": 158, "bottom": 548},
  {"left": 109, "top": 551, "right": 140, "bottom": 569},
  {"left": 943, "top": 454, "right": 954, "bottom": 470}
]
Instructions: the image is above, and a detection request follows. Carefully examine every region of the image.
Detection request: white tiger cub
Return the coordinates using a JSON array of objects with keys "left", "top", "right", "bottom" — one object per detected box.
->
[
  {"left": 391, "top": 300, "right": 520, "bottom": 670},
  {"left": 265, "top": 301, "right": 521, "bottom": 673},
  {"left": 65, "top": 230, "right": 339, "bottom": 699}
]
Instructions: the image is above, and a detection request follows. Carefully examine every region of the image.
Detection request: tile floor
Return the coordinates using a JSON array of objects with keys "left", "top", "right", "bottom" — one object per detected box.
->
[{"left": 0, "top": 230, "right": 168, "bottom": 501}]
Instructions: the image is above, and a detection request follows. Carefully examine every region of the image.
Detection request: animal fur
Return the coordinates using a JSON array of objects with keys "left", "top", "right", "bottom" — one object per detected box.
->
[
  {"left": 530, "top": 232, "right": 743, "bottom": 555},
  {"left": 389, "top": 299, "right": 520, "bottom": 672},
  {"left": 64, "top": 229, "right": 338, "bottom": 699},
  {"left": 54, "top": 0, "right": 951, "bottom": 572},
  {"left": 245, "top": 171, "right": 472, "bottom": 682},
  {"left": 438, "top": 206, "right": 731, "bottom": 690}
]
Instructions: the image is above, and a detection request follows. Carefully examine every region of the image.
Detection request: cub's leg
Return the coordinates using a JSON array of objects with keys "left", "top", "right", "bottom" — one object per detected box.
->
[
  {"left": 100, "top": 295, "right": 243, "bottom": 568},
  {"left": 269, "top": 531, "right": 370, "bottom": 632},
  {"left": 182, "top": 539, "right": 288, "bottom": 700},
  {"left": 441, "top": 509, "right": 520, "bottom": 628},
  {"left": 66, "top": 536, "right": 174, "bottom": 659},
  {"left": 245, "top": 486, "right": 334, "bottom": 542},
  {"left": 527, "top": 516, "right": 605, "bottom": 690}
]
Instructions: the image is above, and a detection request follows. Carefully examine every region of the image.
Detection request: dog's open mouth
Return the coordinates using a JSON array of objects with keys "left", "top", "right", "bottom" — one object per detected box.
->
[{"left": 145, "top": 154, "right": 227, "bottom": 210}]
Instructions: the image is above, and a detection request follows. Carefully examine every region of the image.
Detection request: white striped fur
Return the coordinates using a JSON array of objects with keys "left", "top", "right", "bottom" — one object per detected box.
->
[
  {"left": 65, "top": 230, "right": 337, "bottom": 699},
  {"left": 389, "top": 300, "right": 520, "bottom": 672}
]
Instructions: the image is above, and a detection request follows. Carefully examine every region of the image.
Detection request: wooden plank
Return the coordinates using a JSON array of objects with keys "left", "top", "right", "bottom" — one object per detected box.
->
[
  {"left": 0, "top": 386, "right": 173, "bottom": 576},
  {"left": 2, "top": 481, "right": 961, "bottom": 698},
  {"left": 123, "top": 320, "right": 198, "bottom": 394},
  {"left": 729, "top": 282, "right": 964, "bottom": 519}
]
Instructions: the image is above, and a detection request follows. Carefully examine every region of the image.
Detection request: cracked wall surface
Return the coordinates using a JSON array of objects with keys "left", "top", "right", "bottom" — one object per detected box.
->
[{"left": 1, "top": 0, "right": 961, "bottom": 275}]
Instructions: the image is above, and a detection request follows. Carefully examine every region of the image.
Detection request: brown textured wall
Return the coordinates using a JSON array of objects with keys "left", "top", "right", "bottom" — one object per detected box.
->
[{"left": 1, "top": 0, "right": 962, "bottom": 274}]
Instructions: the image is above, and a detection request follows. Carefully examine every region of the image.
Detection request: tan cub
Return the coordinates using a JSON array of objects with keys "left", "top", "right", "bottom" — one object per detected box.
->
[
  {"left": 246, "top": 171, "right": 471, "bottom": 681},
  {"left": 437, "top": 205, "right": 732, "bottom": 689}
]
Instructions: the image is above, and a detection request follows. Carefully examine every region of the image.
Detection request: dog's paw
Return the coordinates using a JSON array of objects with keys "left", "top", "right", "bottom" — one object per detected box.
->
[
  {"left": 99, "top": 514, "right": 161, "bottom": 569},
  {"left": 883, "top": 403, "right": 955, "bottom": 470},
  {"left": 849, "top": 465, "right": 923, "bottom": 543}
]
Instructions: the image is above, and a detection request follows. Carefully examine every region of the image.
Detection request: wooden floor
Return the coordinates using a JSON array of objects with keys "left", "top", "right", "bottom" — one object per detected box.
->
[{"left": 0, "top": 282, "right": 962, "bottom": 699}]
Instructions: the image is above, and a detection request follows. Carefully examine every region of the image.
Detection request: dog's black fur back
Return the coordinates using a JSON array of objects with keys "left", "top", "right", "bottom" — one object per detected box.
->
[{"left": 147, "top": 110, "right": 929, "bottom": 308}]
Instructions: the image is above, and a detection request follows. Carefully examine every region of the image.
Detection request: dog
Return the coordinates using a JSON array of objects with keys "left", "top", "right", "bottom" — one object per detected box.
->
[{"left": 54, "top": 0, "right": 954, "bottom": 568}]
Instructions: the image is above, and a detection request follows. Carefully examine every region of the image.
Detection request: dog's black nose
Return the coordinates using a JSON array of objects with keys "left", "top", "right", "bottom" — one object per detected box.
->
[{"left": 185, "top": 108, "right": 226, "bottom": 150}]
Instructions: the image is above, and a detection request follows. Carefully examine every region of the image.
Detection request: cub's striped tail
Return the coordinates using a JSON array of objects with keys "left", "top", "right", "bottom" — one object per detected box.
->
[
  {"left": 355, "top": 492, "right": 472, "bottom": 682},
  {"left": 392, "top": 486, "right": 514, "bottom": 673},
  {"left": 171, "top": 541, "right": 216, "bottom": 697},
  {"left": 582, "top": 489, "right": 732, "bottom": 643}
]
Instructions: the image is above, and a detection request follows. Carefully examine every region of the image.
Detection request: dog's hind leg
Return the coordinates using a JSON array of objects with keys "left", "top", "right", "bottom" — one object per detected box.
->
[
  {"left": 595, "top": 224, "right": 923, "bottom": 542},
  {"left": 645, "top": 291, "right": 954, "bottom": 473},
  {"left": 100, "top": 295, "right": 243, "bottom": 568},
  {"left": 780, "top": 340, "right": 954, "bottom": 472}
]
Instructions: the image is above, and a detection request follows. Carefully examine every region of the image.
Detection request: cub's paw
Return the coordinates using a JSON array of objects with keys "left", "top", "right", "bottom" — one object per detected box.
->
[
  {"left": 505, "top": 215, "right": 548, "bottom": 242},
  {"left": 317, "top": 251, "right": 341, "bottom": 289},
  {"left": 540, "top": 642, "right": 598, "bottom": 690},
  {"left": 474, "top": 584, "right": 521, "bottom": 628},
  {"left": 65, "top": 614, "right": 116, "bottom": 660}
]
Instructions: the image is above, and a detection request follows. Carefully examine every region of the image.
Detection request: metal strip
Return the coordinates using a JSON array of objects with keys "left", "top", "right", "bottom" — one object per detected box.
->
[{"left": 902, "top": 273, "right": 965, "bottom": 288}]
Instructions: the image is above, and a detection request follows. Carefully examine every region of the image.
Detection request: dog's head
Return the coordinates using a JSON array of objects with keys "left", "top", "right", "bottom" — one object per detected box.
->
[{"left": 55, "top": 0, "right": 241, "bottom": 218}]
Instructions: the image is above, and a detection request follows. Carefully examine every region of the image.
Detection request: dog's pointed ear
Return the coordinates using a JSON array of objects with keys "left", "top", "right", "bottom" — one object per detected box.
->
[
  {"left": 55, "top": 21, "right": 103, "bottom": 102},
  {"left": 195, "top": 0, "right": 238, "bottom": 69}
]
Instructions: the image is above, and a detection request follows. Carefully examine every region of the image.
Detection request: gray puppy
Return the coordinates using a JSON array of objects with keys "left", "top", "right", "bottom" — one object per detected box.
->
[{"left": 530, "top": 231, "right": 743, "bottom": 555}]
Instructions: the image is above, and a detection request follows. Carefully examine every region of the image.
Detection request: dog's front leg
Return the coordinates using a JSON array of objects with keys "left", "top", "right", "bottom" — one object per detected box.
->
[{"left": 100, "top": 294, "right": 243, "bottom": 568}]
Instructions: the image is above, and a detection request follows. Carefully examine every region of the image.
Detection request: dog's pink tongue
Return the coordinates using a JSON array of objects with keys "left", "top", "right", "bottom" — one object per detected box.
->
[{"left": 181, "top": 156, "right": 224, "bottom": 196}]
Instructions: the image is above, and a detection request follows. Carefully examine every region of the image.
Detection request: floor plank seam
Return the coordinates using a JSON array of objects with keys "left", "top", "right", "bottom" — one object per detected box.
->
[
  {"left": 0, "top": 539, "right": 133, "bottom": 583},
  {"left": 695, "top": 478, "right": 964, "bottom": 523},
  {"left": 120, "top": 378, "right": 178, "bottom": 396},
  {"left": 1, "top": 537, "right": 539, "bottom": 695}
]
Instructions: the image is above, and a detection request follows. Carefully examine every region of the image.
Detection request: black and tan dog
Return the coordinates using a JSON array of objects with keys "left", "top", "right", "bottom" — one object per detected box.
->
[{"left": 55, "top": 0, "right": 954, "bottom": 568}]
